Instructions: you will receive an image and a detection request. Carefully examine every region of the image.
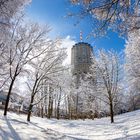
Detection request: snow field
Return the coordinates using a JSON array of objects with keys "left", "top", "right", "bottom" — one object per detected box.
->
[{"left": 0, "top": 110, "right": 140, "bottom": 140}]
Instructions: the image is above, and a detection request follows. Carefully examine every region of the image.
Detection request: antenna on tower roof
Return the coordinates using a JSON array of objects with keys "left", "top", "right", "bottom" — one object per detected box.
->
[{"left": 80, "top": 30, "right": 83, "bottom": 42}]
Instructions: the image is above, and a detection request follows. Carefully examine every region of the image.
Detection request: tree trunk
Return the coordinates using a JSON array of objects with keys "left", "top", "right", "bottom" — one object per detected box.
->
[
  {"left": 27, "top": 94, "right": 35, "bottom": 122},
  {"left": 75, "top": 94, "right": 79, "bottom": 119},
  {"left": 68, "top": 97, "right": 71, "bottom": 119},
  {"left": 27, "top": 104, "right": 33, "bottom": 122},
  {"left": 57, "top": 101, "right": 60, "bottom": 119},
  {"left": 48, "top": 93, "right": 52, "bottom": 118},
  {"left": 44, "top": 95, "right": 47, "bottom": 116},
  {"left": 4, "top": 78, "right": 15, "bottom": 116},
  {"left": 41, "top": 106, "right": 44, "bottom": 118},
  {"left": 57, "top": 87, "right": 62, "bottom": 120},
  {"left": 110, "top": 101, "right": 114, "bottom": 123},
  {"left": 50, "top": 99, "right": 53, "bottom": 117}
]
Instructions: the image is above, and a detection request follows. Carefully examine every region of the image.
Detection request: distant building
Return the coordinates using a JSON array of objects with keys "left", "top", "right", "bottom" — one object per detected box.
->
[
  {"left": 0, "top": 90, "right": 28, "bottom": 112},
  {"left": 0, "top": 90, "right": 7, "bottom": 106},
  {"left": 71, "top": 42, "right": 93, "bottom": 82}
]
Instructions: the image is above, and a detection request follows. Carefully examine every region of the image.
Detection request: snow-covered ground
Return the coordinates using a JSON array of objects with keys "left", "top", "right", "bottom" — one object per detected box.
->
[{"left": 0, "top": 110, "right": 140, "bottom": 140}]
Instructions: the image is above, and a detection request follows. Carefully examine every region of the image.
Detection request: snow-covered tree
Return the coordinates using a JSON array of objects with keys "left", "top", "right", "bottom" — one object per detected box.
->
[
  {"left": 52, "top": 67, "right": 72, "bottom": 119},
  {"left": 0, "top": 0, "right": 30, "bottom": 26},
  {"left": 0, "top": 0, "right": 31, "bottom": 90},
  {"left": 2, "top": 18, "right": 53, "bottom": 116},
  {"left": 125, "top": 29, "right": 140, "bottom": 110},
  {"left": 26, "top": 39, "right": 66, "bottom": 121},
  {"left": 95, "top": 50, "right": 121, "bottom": 123},
  {"left": 0, "top": 0, "right": 31, "bottom": 46},
  {"left": 70, "top": 0, "right": 140, "bottom": 36},
  {"left": 75, "top": 76, "right": 97, "bottom": 119}
]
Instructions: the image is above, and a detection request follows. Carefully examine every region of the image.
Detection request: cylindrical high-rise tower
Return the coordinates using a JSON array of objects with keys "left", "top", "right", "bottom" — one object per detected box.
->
[{"left": 71, "top": 42, "right": 93, "bottom": 75}]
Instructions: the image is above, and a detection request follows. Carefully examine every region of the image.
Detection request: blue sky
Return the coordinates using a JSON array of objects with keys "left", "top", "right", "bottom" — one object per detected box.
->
[{"left": 26, "top": 0, "right": 125, "bottom": 52}]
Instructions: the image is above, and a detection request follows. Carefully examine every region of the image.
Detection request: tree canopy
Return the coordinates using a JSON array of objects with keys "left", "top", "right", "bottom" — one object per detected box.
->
[{"left": 70, "top": 0, "right": 140, "bottom": 36}]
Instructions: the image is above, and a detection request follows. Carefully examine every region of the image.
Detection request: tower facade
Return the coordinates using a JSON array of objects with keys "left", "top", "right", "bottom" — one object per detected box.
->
[{"left": 71, "top": 42, "right": 93, "bottom": 75}]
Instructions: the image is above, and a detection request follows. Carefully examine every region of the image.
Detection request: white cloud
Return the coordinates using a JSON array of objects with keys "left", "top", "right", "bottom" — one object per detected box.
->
[{"left": 61, "top": 36, "right": 76, "bottom": 65}]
